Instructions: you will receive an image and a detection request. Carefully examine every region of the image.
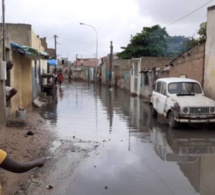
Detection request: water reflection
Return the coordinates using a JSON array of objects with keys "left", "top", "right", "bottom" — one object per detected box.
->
[
  {"left": 38, "top": 82, "right": 215, "bottom": 195},
  {"left": 149, "top": 117, "right": 215, "bottom": 195}
]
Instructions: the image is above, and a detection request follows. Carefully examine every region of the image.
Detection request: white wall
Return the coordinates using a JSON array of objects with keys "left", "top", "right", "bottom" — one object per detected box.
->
[{"left": 204, "top": 6, "right": 215, "bottom": 99}]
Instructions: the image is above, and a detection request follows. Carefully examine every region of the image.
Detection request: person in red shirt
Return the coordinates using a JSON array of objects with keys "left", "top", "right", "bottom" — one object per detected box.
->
[{"left": 58, "top": 72, "right": 64, "bottom": 87}]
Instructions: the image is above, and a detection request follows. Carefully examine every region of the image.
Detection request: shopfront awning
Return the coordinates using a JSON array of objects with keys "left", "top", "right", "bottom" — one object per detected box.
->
[
  {"left": 10, "top": 42, "right": 49, "bottom": 60},
  {"left": 47, "top": 59, "right": 57, "bottom": 66}
]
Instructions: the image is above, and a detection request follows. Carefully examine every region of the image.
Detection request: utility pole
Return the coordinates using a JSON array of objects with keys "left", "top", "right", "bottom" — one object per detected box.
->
[
  {"left": 0, "top": 0, "right": 6, "bottom": 126},
  {"left": 75, "top": 54, "right": 78, "bottom": 81},
  {"left": 109, "top": 41, "right": 113, "bottom": 88},
  {"left": 54, "top": 35, "right": 58, "bottom": 59},
  {"left": 2, "top": 0, "right": 5, "bottom": 60},
  {"left": 54, "top": 34, "right": 58, "bottom": 72}
]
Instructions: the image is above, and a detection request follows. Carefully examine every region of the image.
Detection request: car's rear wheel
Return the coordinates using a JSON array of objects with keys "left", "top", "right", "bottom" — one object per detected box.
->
[
  {"left": 150, "top": 104, "right": 157, "bottom": 117},
  {"left": 168, "top": 111, "right": 178, "bottom": 128}
]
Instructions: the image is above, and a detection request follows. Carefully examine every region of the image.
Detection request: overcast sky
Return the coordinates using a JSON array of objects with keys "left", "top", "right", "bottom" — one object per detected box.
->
[{"left": 2, "top": 0, "right": 215, "bottom": 61}]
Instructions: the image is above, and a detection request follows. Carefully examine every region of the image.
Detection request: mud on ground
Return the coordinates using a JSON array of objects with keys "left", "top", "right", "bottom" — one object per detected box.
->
[{"left": 0, "top": 109, "right": 55, "bottom": 195}]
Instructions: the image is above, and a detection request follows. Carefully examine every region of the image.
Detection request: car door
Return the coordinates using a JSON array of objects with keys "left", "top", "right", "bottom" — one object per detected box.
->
[
  {"left": 157, "top": 82, "right": 168, "bottom": 115},
  {"left": 153, "top": 81, "right": 162, "bottom": 112}
]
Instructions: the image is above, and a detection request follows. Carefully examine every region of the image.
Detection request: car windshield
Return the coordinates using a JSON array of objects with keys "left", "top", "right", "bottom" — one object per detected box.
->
[{"left": 168, "top": 82, "right": 202, "bottom": 94}]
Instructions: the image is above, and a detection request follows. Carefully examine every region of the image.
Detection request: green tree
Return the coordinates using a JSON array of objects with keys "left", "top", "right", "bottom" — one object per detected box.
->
[
  {"left": 185, "top": 22, "right": 207, "bottom": 49},
  {"left": 117, "top": 25, "right": 169, "bottom": 59},
  {"left": 198, "top": 22, "right": 207, "bottom": 41}
]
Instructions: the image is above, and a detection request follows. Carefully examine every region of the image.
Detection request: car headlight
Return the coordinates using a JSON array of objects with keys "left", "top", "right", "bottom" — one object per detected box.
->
[
  {"left": 210, "top": 107, "right": 215, "bottom": 113},
  {"left": 183, "top": 107, "right": 189, "bottom": 114}
]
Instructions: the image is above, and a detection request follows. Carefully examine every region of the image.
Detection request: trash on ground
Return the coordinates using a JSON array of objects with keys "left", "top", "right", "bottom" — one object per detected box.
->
[
  {"left": 26, "top": 131, "right": 34, "bottom": 136},
  {"left": 46, "top": 185, "right": 53, "bottom": 189}
]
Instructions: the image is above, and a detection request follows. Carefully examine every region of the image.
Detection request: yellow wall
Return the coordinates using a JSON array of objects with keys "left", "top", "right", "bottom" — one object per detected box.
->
[
  {"left": 31, "top": 32, "right": 47, "bottom": 74},
  {"left": 10, "top": 53, "right": 32, "bottom": 113},
  {"left": 6, "top": 24, "right": 47, "bottom": 114}
]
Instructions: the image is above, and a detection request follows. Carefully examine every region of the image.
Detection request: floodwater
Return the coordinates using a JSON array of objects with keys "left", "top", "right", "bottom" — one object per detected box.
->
[{"left": 38, "top": 82, "right": 215, "bottom": 195}]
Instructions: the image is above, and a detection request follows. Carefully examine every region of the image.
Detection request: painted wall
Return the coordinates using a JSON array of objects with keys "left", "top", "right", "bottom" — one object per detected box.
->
[
  {"left": 31, "top": 32, "right": 47, "bottom": 99},
  {"left": 3, "top": 24, "right": 32, "bottom": 113},
  {"left": 204, "top": 6, "right": 215, "bottom": 99},
  {"left": 2, "top": 24, "right": 47, "bottom": 114},
  {"left": 11, "top": 53, "right": 32, "bottom": 112},
  {"left": 130, "top": 58, "right": 141, "bottom": 96}
]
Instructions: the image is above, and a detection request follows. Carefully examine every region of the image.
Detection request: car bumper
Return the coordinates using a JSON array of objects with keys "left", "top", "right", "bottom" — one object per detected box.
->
[{"left": 175, "top": 118, "right": 215, "bottom": 123}]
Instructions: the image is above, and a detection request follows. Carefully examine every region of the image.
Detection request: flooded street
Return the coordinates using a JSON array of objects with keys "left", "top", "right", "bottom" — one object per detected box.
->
[{"left": 34, "top": 82, "right": 215, "bottom": 195}]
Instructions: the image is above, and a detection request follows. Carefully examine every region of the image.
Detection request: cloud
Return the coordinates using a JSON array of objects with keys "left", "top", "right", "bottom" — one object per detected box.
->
[{"left": 3, "top": 0, "right": 215, "bottom": 61}]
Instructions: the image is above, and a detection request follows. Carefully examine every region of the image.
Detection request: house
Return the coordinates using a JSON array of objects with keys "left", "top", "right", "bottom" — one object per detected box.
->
[
  {"left": 130, "top": 57, "right": 172, "bottom": 97},
  {"left": 100, "top": 56, "right": 130, "bottom": 88},
  {"left": 0, "top": 23, "right": 49, "bottom": 115},
  {"left": 73, "top": 57, "right": 99, "bottom": 81}
]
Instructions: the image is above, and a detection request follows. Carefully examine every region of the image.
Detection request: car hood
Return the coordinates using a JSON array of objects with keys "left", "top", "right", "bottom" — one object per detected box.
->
[{"left": 170, "top": 95, "right": 215, "bottom": 107}]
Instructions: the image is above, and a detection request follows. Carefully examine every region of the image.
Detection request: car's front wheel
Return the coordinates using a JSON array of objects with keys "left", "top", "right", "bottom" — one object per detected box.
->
[{"left": 168, "top": 111, "right": 178, "bottom": 128}]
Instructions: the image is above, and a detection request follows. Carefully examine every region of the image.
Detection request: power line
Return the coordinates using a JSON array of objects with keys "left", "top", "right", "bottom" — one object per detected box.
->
[{"left": 167, "top": 0, "right": 213, "bottom": 27}]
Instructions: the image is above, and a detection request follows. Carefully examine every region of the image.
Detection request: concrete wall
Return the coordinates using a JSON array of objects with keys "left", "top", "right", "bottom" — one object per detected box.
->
[
  {"left": 140, "top": 57, "right": 172, "bottom": 70},
  {"left": 204, "top": 6, "right": 215, "bottom": 99},
  {"left": 100, "top": 56, "right": 110, "bottom": 85},
  {"left": 163, "top": 43, "right": 205, "bottom": 86},
  {"left": 113, "top": 59, "right": 130, "bottom": 92},
  {"left": 139, "top": 57, "right": 172, "bottom": 99}
]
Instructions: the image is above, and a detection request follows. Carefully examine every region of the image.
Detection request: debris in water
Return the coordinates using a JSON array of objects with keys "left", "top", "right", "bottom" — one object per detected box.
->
[
  {"left": 73, "top": 136, "right": 75, "bottom": 139},
  {"left": 44, "top": 156, "right": 51, "bottom": 160},
  {"left": 105, "top": 186, "right": 108, "bottom": 189},
  {"left": 26, "top": 131, "right": 34, "bottom": 136},
  {"left": 46, "top": 185, "right": 53, "bottom": 189}
]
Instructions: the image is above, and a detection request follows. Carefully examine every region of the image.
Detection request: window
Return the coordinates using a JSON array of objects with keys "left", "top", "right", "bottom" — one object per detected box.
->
[
  {"left": 144, "top": 73, "right": 149, "bottom": 86},
  {"left": 168, "top": 82, "right": 202, "bottom": 94},
  {"left": 134, "top": 63, "right": 138, "bottom": 76},
  {"left": 160, "top": 83, "right": 167, "bottom": 95},
  {"left": 155, "top": 81, "right": 162, "bottom": 93}
]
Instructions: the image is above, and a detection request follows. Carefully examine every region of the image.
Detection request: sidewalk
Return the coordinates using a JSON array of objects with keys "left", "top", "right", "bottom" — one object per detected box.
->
[{"left": 0, "top": 108, "right": 54, "bottom": 194}]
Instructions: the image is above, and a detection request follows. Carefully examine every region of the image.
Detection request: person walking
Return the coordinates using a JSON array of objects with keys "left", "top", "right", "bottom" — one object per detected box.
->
[{"left": 58, "top": 72, "right": 64, "bottom": 87}]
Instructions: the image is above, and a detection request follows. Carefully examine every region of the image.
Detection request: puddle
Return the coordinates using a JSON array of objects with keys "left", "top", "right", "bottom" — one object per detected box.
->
[{"left": 37, "top": 82, "right": 215, "bottom": 195}]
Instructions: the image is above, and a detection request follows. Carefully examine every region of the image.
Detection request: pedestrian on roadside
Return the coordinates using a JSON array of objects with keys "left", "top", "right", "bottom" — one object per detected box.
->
[
  {"left": 58, "top": 72, "right": 64, "bottom": 87},
  {"left": 53, "top": 71, "right": 58, "bottom": 86},
  {"left": 0, "top": 149, "right": 44, "bottom": 173},
  {"left": 6, "top": 61, "right": 17, "bottom": 105},
  {"left": 0, "top": 149, "right": 45, "bottom": 194}
]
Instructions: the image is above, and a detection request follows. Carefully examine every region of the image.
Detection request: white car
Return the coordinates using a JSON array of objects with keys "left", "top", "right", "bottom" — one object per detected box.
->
[{"left": 150, "top": 77, "right": 215, "bottom": 128}]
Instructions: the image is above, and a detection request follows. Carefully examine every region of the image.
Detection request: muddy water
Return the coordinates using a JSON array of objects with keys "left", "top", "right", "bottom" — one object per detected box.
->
[{"left": 38, "top": 82, "right": 215, "bottom": 195}]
